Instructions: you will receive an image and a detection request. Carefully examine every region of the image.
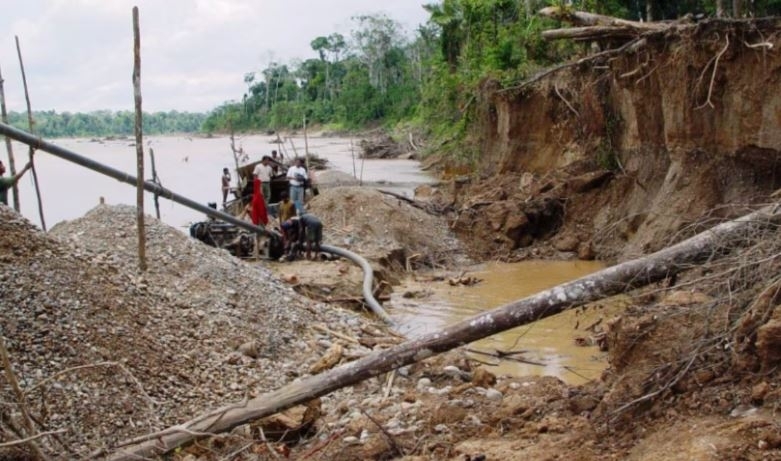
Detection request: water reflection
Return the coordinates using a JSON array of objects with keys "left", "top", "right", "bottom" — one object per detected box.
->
[{"left": 391, "top": 260, "right": 622, "bottom": 384}]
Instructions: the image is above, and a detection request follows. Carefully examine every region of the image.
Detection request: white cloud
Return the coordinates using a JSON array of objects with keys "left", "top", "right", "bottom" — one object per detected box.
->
[{"left": 0, "top": 0, "right": 429, "bottom": 113}]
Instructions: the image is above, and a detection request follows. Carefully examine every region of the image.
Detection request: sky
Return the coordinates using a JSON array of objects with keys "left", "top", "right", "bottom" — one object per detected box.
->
[{"left": 0, "top": 0, "right": 431, "bottom": 114}]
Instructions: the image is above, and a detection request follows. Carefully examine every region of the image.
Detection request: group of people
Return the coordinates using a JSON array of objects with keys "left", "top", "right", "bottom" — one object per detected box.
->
[{"left": 221, "top": 150, "right": 323, "bottom": 262}]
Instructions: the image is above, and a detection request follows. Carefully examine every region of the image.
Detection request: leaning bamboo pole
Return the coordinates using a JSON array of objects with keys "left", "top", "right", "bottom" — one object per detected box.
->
[
  {"left": 15, "top": 36, "right": 46, "bottom": 230},
  {"left": 0, "top": 64, "right": 20, "bottom": 211},
  {"left": 103, "top": 202, "right": 781, "bottom": 460},
  {"left": 132, "top": 7, "right": 146, "bottom": 272},
  {"left": 149, "top": 147, "right": 160, "bottom": 220}
]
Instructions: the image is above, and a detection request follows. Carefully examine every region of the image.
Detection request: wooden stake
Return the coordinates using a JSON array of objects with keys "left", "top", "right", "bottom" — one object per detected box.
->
[
  {"left": 104, "top": 202, "right": 781, "bottom": 460},
  {"left": 303, "top": 115, "right": 310, "bottom": 171},
  {"left": 149, "top": 147, "right": 160, "bottom": 220},
  {"left": 350, "top": 138, "right": 356, "bottom": 179},
  {"left": 132, "top": 7, "right": 146, "bottom": 272},
  {"left": 14, "top": 36, "right": 46, "bottom": 230},
  {"left": 0, "top": 63, "right": 20, "bottom": 211}
]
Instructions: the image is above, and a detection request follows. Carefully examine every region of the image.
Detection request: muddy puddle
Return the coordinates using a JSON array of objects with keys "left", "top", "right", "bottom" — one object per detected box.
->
[{"left": 390, "top": 260, "right": 625, "bottom": 384}]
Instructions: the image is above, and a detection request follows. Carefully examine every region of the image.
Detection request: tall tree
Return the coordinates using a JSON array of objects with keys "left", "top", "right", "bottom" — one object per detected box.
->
[{"left": 351, "top": 14, "right": 406, "bottom": 93}]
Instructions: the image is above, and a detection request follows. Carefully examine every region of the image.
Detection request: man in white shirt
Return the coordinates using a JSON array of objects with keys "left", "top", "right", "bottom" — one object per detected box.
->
[
  {"left": 253, "top": 156, "right": 274, "bottom": 205},
  {"left": 286, "top": 157, "right": 308, "bottom": 213}
]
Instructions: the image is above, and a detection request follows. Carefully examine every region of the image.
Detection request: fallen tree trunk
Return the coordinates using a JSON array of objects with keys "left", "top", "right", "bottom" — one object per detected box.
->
[
  {"left": 103, "top": 203, "right": 781, "bottom": 461},
  {"left": 538, "top": 6, "right": 668, "bottom": 31},
  {"left": 541, "top": 25, "right": 640, "bottom": 41}
]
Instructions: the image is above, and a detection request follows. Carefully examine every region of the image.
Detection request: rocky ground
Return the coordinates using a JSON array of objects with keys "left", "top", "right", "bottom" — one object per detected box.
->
[
  {"left": 2, "top": 175, "right": 781, "bottom": 460},
  {"left": 0, "top": 203, "right": 389, "bottom": 459},
  {"left": 1, "top": 129, "right": 780, "bottom": 460}
]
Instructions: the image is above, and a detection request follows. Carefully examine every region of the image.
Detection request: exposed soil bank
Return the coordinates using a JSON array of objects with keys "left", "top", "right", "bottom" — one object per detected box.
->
[{"left": 451, "top": 19, "right": 781, "bottom": 263}]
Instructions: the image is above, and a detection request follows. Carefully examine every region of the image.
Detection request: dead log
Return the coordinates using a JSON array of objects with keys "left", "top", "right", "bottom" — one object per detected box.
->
[
  {"left": 378, "top": 189, "right": 450, "bottom": 215},
  {"left": 103, "top": 203, "right": 781, "bottom": 461},
  {"left": 538, "top": 6, "right": 668, "bottom": 31},
  {"left": 542, "top": 26, "right": 640, "bottom": 41}
]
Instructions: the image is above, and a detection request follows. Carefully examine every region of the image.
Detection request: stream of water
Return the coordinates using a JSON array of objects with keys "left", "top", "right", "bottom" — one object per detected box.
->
[{"left": 391, "top": 261, "right": 622, "bottom": 385}]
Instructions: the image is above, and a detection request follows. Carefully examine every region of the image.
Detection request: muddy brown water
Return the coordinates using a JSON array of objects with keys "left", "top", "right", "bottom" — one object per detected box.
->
[
  {"left": 10, "top": 134, "right": 435, "bottom": 230},
  {"left": 390, "top": 260, "right": 624, "bottom": 385}
]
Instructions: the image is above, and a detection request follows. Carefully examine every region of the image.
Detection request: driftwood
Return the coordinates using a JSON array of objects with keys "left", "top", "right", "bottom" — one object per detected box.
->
[{"left": 103, "top": 203, "right": 781, "bottom": 461}]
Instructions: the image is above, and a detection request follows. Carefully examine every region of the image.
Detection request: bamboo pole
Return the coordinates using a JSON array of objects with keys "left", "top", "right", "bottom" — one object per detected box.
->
[
  {"left": 303, "top": 114, "right": 310, "bottom": 171},
  {"left": 149, "top": 147, "right": 160, "bottom": 220},
  {"left": 228, "top": 122, "right": 243, "bottom": 191},
  {"left": 0, "top": 63, "right": 20, "bottom": 211},
  {"left": 15, "top": 36, "right": 46, "bottom": 231},
  {"left": 132, "top": 6, "right": 146, "bottom": 272},
  {"left": 104, "top": 202, "right": 781, "bottom": 461},
  {"left": 302, "top": 114, "right": 318, "bottom": 196},
  {"left": 350, "top": 138, "right": 356, "bottom": 179}
]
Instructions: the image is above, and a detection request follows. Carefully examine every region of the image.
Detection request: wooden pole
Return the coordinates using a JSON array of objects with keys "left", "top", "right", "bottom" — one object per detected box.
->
[
  {"left": 350, "top": 138, "right": 356, "bottom": 179},
  {"left": 228, "top": 122, "right": 243, "bottom": 190},
  {"left": 0, "top": 63, "right": 20, "bottom": 211},
  {"left": 149, "top": 147, "right": 160, "bottom": 220},
  {"left": 132, "top": 7, "right": 146, "bottom": 272},
  {"left": 359, "top": 147, "right": 365, "bottom": 186},
  {"left": 288, "top": 137, "right": 300, "bottom": 158},
  {"left": 15, "top": 36, "right": 46, "bottom": 231},
  {"left": 103, "top": 202, "right": 781, "bottom": 461},
  {"left": 302, "top": 114, "right": 318, "bottom": 196},
  {"left": 303, "top": 114, "right": 310, "bottom": 171}
]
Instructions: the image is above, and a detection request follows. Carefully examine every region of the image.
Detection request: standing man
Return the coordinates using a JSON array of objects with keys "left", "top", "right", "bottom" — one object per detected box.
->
[
  {"left": 253, "top": 156, "right": 273, "bottom": 206},
  {"left": 286, "top": 157, "right": 307, "bottom": 213},
  {"left": 0, "top": 161, "right": 32, "bottom": 206},
  {"left": 221, "top": 167, "right": 231, "bottom": 204}
]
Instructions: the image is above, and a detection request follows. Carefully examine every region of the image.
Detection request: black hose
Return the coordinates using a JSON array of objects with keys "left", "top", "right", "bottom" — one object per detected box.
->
[{"left": 321, "top": 244, "right": 394, "bottom": 325}]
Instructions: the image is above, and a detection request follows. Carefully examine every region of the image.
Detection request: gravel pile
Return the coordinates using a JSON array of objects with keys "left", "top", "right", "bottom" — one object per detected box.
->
[
  {"left": 310, "top": 187, "right": 465, "bottom": 268},
  {"left": 0, "top": 204, "right": 377, "bottom": 457}
]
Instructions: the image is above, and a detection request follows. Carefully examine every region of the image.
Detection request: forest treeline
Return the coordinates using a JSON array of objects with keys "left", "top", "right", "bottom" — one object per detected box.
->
[
  {"left": 203, "top": 0, "right": 781, "bottom": 160},
  {"left": 10, "top": 0, "right": 781, "bottom": 141},
  {"left": 3, "top": 110, "right": 206, "bottom": 138}
]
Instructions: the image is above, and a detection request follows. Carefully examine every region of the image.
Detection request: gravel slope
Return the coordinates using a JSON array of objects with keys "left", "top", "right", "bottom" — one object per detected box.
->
[{"left": 0, "top": 204, "right": 377, "bottom": 457}]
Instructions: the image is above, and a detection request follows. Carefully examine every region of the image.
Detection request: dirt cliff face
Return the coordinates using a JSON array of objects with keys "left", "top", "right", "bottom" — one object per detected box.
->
[{"left": 460, "top": 20, "right": 781, "bottom": 261}]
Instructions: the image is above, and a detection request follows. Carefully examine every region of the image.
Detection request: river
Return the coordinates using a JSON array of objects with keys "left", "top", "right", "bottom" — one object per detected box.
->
[
  {"left": 9, "top": 133, "right": 432, "bottom": 230},
  {"left": 8, "top": 133, "right": 611, "bottom": 384}
]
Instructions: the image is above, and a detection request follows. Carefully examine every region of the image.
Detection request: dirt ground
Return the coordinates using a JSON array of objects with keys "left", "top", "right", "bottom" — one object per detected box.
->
[{"left": 251, "top": 180, "right": 781, "bottom": 461}]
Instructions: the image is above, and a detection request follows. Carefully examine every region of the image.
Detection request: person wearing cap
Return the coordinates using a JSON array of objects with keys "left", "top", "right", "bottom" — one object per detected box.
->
[
  {"left": 0, "top": 161, "right": 32, "bottom": 206},
  {"left": 253, "top": 155, "right": 274, "bottom": 206}
]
